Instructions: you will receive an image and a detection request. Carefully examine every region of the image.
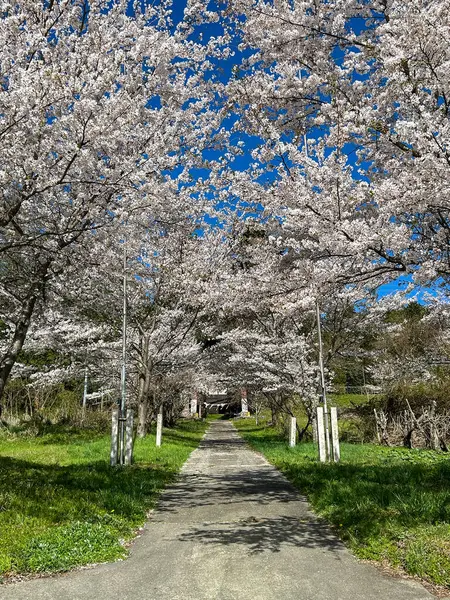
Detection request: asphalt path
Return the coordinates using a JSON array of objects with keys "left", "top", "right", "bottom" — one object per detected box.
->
[{"left": 0, "top": 420, "right": 433, "bottom": 600}]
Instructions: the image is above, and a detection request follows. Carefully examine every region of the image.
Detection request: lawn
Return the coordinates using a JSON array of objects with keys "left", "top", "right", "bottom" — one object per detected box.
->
[
  {"left": 0, "top": 419, "right": 207, "bottom": 578},
  {"left": 234, "top": 418, "right": 450, "bottom": 590},
  {"left": 328, "top": 392, "right": 378, "bottom": 408}
]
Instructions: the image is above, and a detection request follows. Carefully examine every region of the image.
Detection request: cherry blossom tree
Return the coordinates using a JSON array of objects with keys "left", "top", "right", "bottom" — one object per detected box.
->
[
  {"left": 184, "top": 217, "right": 325, "bottom": 434},
  {"left": 126, "top": 219, "right": 226, "bottom": 436},
  {"left": 4, "top": 0, "right": 450, "bottom": 426},
  {"left": 222, "top": 0, "right": 450, "bottom": 292},
  {"left": 0, "top": 0, "right": 224, "bottom": 401}
]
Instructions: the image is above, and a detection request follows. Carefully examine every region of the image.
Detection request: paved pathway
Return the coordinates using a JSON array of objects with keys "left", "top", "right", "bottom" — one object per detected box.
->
[{"left": 0, "top": 421, "right": 433, "bottom": 600}]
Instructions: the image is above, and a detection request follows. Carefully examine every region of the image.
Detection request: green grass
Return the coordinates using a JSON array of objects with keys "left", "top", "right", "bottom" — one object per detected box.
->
[
  {"left": 328, "top": 392, "right": 377, "bottom": 408},
  {"left": 0, "top": 419, "right": 207, "bottom": 577},
  {"left": 234, "top": 418, "right": 450, "bottom": 589}
]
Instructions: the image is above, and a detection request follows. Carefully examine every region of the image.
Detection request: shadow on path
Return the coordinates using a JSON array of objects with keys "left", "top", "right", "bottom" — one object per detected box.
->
[
  {"left": 178, "top": 515, "right": 343, "bottom": 556},
  {"left": 156, "top": 470, "right": 306, "bottom": 514}
]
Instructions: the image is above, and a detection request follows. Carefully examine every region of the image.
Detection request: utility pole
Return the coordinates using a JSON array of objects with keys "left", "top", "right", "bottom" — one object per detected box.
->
[
  {"left": 119, "top": 241, "right": 128, "bottom": 464},
  {"left": 82, "top": 366, "right": 88, "bottom": 415},
  {"left": 110, "top": 240, "right": 131, "bottom": 467},
  {"left": 316, "top": 300, "right": 331, "bottom": 459},
  {"left": 82, "top": 341, "right": 89, "bottom": 420}
]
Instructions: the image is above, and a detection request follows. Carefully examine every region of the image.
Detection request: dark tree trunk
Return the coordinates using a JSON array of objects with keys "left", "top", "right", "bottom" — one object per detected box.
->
[
  {"left": 137, "top": 367, "right": 151, "bottom": 437},
  {"left": 136, "top": 335, "right": 150, "bottom": 438},
  {"left": 298, "top": 414, "right": 312, "bottom": 442},
  {"left": 0, "top": 259, "right": 51, "bottom": 403},
  {"left": 0, "top": 294, "right": 38, "bottom": 401},
  {"left": 403, "top": 429, "right": 413, "bottom": 449}
]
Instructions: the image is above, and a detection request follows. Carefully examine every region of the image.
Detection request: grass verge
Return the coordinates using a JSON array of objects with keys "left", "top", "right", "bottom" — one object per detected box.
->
[
  {"left": 0, "top": 418, "right": 207, "bottom": 578},
  {"left": 234, "top": 418, "right": 450, "bottom": 590}
]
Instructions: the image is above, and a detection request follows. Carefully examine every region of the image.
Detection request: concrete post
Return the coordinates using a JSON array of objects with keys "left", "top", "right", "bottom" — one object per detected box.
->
[
  {"left": 124, "top": 410, "right": 134, "bottom": 465},
  {"left": 119, "top": 417, "right": 125, "bottom": 465},
  {"left": 317, "top": 406, "right": 327, "bottom": 463},
  {"left": 191, "top": 390, "right": 198, "bottom": 416},
  {"left": 330, "top": 406, "right": 340, "bottom": 463},
  {"left": 312, "top": 410, "right": 317, "bottom": 443},
  {"left": 156, "top": 411, "right": 163, "bottom": 447},
  {"left": 241, "top": 388, "right": 248, "bottom": 415},
  {"left": 289, "top": 416, "right": 297, "bottom": 447},
  {"left": 110, "top": 408, "right": 119, "bottom": 466},
  {"left": 181, "top": 392, "right": 190, "bottom": 418}
]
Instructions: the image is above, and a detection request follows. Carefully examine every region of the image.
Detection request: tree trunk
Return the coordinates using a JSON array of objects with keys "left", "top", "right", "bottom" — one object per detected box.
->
[
  {"left": 137, "top": 367, "right": 151, "bottom": 437},
  {"left": 0, "top": 258, "right": 51, "bottom": 404},
  {"left": 402, "top": 409, "right": 414, "bottom": 448},
  {"left": 271, "top": 400, "right": 279, "bottom": 426},
  {"left": 137, "top": 399, "right": 148, "bottom": 437},
  {"left": 136, "top": 334, "right": 150, "bottom": 438},
  {"left": 403, "top": 429, "right": 413, "bottom": 449},
  {"left": 428, "top": 401, "right": 440, "bottom": 450},
  {"left": 311, "top": 407, "right": 318, "bottom": 443},
  {"left": 298, "top": 414, "right": 312, "bottom": 442},
  {"left": 0, "top": 294, "right": 38, "bottom": 402}
]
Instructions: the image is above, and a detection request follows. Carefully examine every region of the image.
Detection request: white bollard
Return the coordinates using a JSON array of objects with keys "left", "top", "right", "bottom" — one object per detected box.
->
[
  {"left": 289, "top": 416, "right": 297, "bottom": 447},
  {"left": 125, "top": 410, "right": 134, "bottom": 465},
  {"left": 330, "top": 406, "right": 340, "bottom": 463},
  {"left": 190, "top": 391, "right": 197, "bottom": 416},
  {"left": 241, "top": 388, "right": 248, "bottom": 415},
  {"left": 156, "top": 412, "right": 163, "bottom": 447},
  {"left": 317, "top": 406, "right": 327, "bottom": 463},
  {"left": 110, "top": 408, "right": 119, "bottom": 466}
]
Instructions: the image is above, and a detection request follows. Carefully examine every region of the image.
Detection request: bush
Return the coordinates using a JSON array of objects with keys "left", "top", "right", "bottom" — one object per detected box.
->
[{"left": 383, "top": 379, "right": 450, "bottom": 415}]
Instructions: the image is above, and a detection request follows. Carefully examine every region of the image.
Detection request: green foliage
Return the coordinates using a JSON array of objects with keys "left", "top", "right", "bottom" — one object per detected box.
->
[
  {"left": 271, "top": 394, "right": 376, "bottom": 443},
  {"left": 328, "top": 393, "right": 376, "bottom": 408},
  {"left": 17, "top": 349, "right": 66, "bottom": 370},
  {"left": 1, "top": 378, "right": 117, "bottom": 430},
  {"left": 0, "top": 419, "right": 207, "bottom": 577},
  {"left": 384, "top": 302, "right": 428, "bottom": 324},
  {"left": 235, "top": 419, "right": 450, "bottom": 589},
  {"left": 2, "top": 379, "right": 85, "bottom": 424},
  {"left": 383, "top": 378, "right": 450, "bottom": 414}
]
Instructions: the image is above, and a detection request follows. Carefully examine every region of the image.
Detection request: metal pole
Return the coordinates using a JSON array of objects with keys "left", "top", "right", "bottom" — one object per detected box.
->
[
  {"left": 316, "top": 300, "right": 331, "bottom": 459},
  {"left": 82, "top": 366, "right": 88, "bottom": 415},
  {"left": 119, "top": 241, "right": 127, "bottom": 464},
  {"left": 81, "top": 342, "right": 89, "bottom": 418}
]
